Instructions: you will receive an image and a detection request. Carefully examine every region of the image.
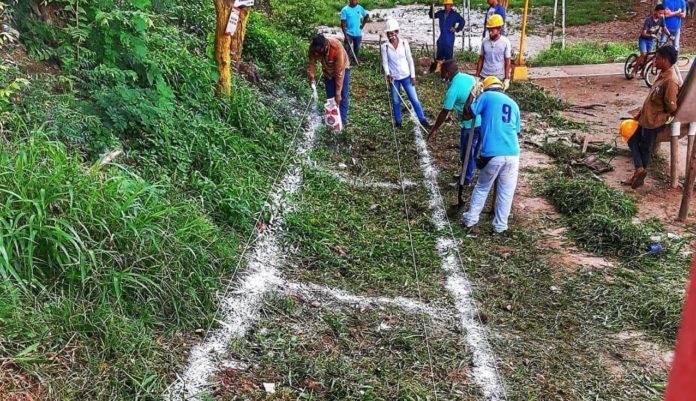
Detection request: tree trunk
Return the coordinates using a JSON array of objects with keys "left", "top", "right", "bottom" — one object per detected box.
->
[
  {"left": 214, "top": 0, "right": 234, "bottom": 96},
  {"left": 230, "top": 7, "right": 251, "bottom": 66}
]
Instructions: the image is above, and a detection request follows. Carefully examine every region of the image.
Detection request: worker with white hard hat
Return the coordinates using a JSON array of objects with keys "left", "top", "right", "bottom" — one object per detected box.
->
[
  {"left": 475, "top": 14, "right": 512, "bottom": 89},
  {"left": 429, "top": 0, "right": 466, "bottom": 62},
  {"left": 381, "top": 19, "right": 431, "bottom": 129}
]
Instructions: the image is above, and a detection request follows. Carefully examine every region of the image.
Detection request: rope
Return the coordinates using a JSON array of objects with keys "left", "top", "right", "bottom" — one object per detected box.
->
[
  {"left": 391, "top": 84, "right": 510, "bottom": 400},
  {"left": 199, "top": 88, "right": 317, "bottom": 346},
  {"left": 381, "top": 36, "right": 440, "bottom": 400}
]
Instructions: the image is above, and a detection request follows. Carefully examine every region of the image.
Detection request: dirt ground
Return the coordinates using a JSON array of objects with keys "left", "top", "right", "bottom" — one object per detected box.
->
[
  {"left": 534, "top": 74, "right": 690, "bottom": 231},
  {"left": 568, "top": 1, "right": 696, "bottom": 53}
]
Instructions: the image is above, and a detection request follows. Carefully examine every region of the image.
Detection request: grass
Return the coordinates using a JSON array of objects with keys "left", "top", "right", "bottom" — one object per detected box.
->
[
  {"left": 0, "top": 4, "right": 312, "bottom": 399},
  {"left": 213, "top": 293, "right": 478, "bottom": 399},
  {"left": 529, "top": 41, "right": 635, "bottom": 67}
]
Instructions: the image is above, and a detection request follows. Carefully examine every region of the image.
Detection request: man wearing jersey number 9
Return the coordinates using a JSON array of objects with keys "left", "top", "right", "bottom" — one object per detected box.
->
[{"left": 461, "top": 76, "right": 521, "bottom": 234}]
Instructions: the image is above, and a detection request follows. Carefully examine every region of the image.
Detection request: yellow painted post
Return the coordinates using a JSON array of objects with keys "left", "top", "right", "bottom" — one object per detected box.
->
[{"left": 512, "top": 0, "right": 529, "bottom": 81}]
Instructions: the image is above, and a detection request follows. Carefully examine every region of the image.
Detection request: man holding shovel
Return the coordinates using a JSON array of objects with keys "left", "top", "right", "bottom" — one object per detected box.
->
[
  {"left": 461, "top": 76, "right": 521, "bottom": 234},
  {"left": 426, "top": 60, "right": 481, "bottom": 186},
  {"left": 429, "top": 0, "right": 466, "bottom": 63}
]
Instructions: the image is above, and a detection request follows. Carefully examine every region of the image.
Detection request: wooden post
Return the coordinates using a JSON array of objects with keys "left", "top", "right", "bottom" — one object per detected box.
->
[
  {"left": 561, "top": 0, "right": 566, "bottom": 49},
  {"left": 230, "top": 7, "right": 251, "bottom": 65},
  {"left": 550, "top": 0, "right": 558, "bottom": 45},
  {"left": 672, "top": 135, "right": 680, "bottom": 189},
  {"left": 678, "top": 140, "right": 696, "bottom": 221},
  {"left": 214, "top": 0, "right": 234, "bottom": 97}
]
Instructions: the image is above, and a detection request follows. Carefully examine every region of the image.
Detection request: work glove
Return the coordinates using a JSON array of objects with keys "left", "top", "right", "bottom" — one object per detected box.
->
[
  {"left": 504, "top": 79, "right": 511, "bottom": 91},
  {"left": 472, "top": 81, "right": 484, "bottom": 97}
]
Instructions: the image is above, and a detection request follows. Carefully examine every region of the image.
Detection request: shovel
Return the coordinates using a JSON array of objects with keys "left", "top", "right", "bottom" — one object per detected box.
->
[{"left": 447, "top": 122, "right": 476, "bottom": 217}]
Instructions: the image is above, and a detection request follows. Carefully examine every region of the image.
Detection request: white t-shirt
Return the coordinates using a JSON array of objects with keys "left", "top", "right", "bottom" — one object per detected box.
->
[
  {"left": 381, "top": 39, "right": 416, "bottom": 81},
  {"left": 479, "top": 36, "right": 511, "bottom": 80}
]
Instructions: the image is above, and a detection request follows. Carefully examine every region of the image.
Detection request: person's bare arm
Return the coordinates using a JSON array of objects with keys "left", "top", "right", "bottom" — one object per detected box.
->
[
  {"left": 476, "top": 55, "right": 484, "bottom": 77},
  {"left": 341, "top": 20, "right": 348, "bottom": 42},
  {"left": 504, "top": 58, "right": 511, "bottom": 80},
  {"left": 427, "top": 109, "right": 450, "bottom": 142}
]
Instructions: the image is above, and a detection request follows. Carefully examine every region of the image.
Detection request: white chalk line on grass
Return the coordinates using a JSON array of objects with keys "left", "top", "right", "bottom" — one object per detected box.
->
[
  {"left": 283, "top": 281, "right": 453, "bottom": 323},
  {"left": 308, "top": 161, "right": 417, "bottom": 190},
  {"left": 410, "top": 115, "right": 507, "bottom": 401},
  {"left": 163, "top": 91, "right": 321, "bottom": 401}
]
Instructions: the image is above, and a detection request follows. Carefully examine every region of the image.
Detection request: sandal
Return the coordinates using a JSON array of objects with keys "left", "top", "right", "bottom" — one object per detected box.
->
[{"left": 631, "top": 170, "right": 648, "bottom": 189}]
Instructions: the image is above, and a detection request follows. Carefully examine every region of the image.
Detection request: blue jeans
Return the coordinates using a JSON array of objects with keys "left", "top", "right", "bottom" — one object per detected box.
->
[
  {"left": 325, "top": 68, "right": 351, "bottom": 125},
  {"left": 628, "top": 125, "right": 660, "bottom": 169},
  {"left": 639, "top": 38, "right": 654, "bottom": 54},
  {"left": 661, "top": 29, "right": 680, "bottom": 52},
  {"left": 463, "top": 156, "right": 519, "bottom": 233},
  {"left": 346, "top": 35, "right": 362, "bottom": 61},
  {"left": 391, "top": 77, "right": 427, "bottom": 125},
  {"left": 459, "top": 126, "right": 481, "bottom": 185}
]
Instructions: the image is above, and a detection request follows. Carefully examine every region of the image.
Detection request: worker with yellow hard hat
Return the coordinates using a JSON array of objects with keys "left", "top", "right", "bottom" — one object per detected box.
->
[
  {"left": 475, "top": 13, "right": 512, "bottom": 90},
  {"left": 429, "top": 0, "right": 465, "bottom": 62},
  {"left": 483, "top": 0, "right": 507, "bottom": 37},
  {"left": 460, "top": 68, "right": 521, "bottom": 235}
]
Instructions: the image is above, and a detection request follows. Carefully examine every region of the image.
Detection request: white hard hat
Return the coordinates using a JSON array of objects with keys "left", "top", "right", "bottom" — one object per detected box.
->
[{"left": 384, "top": 19, "right": 400, "bottom": 32}]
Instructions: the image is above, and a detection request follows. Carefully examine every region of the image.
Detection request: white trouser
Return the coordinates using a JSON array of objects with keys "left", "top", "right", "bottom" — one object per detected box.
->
[{"left": 462, "top": 156, "right": 520, "bottom": 233}]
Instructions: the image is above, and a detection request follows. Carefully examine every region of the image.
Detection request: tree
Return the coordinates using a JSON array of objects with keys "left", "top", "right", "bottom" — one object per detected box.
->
[{"left": 213, "top": 0, "right": 252, "bottom": 97}]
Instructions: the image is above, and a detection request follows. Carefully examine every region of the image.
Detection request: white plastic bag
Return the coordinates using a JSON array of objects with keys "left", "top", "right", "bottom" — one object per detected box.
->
[{"left": 324, "top": 98, "right": 343, "bottom": 131}]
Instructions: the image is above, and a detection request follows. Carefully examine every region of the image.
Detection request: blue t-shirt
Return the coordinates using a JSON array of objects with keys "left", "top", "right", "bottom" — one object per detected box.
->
[
  {"left": 641, "top": 15, "right": 665, "bottom": 38},
  {"left": 340, "top": 5, "right": 368, "bottom": 37},
  {"left": 663, "top": 0, "right": 687, "bottom": 31},
  {"left": 483, "top": 4, "right": 507, "bottom": 36},
  {"left": 469, "top": 90, "right": 521, "bottom": 157},
  {"left": 442, "top": 73, "right": 482, "bottom": 129}
]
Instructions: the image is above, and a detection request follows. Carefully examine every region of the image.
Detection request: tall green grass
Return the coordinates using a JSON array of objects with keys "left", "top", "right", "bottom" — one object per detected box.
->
[
  {"left": 0, "top": 1, "right": 312, "bottom": 398},
  {"left": 529, "top": 42, "right": 634, "bottom": 67}
]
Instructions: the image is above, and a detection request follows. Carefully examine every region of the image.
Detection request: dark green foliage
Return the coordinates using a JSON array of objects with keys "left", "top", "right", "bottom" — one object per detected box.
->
[
  {"left": 2, "top": 0, "right": 312, "bottom": 397},
  {"left": 268, "top": 0, "right": 321, "bottom": 39}
]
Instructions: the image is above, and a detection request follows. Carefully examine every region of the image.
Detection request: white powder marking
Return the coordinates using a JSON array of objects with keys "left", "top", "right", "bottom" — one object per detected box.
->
[
  {"left": 283, "top": 281, "right": 453, "bottom": 323},
  {"left": 411, "top": 116, "right": 506, "bottom": 400},
  {"left": 308, "top": 161, "right": 417, "bottom": 190},
  {"left": 163, "top": 92, "right": 321, "bottom": 401}
]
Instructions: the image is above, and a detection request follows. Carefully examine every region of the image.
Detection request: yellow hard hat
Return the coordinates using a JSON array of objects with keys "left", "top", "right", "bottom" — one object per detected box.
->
[
  {"left": 482, "top": 76, "right": 504, "bottom": 91},
  {"left": 486, "top": 14, "right": 504, "bottom": 29},
  {"left": 443, "top": 0, "right": 454, "bottom": 5},
  {"left": 619, "top": 119, "right": 639, "bottom": 143}
]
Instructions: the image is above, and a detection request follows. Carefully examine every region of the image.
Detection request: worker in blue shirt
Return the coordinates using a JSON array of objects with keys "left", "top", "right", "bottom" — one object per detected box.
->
[
  {"left": 341, "top": 0, "right": 369, "bottom": 62},
  {"left": 661, "top": 0, "right": 687, "bottom": 52},
  {"left": 483, "top": 0, "right": 507, "bottom": 37},
  {"left": 461, "top": 76, "right": 521, "bottom": 234},
  {"left": 429, "top": 0, "right": 466, "bottom": 61}
]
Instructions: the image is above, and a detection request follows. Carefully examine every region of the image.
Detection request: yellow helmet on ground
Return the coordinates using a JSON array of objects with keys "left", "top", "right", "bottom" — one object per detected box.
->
[
  {"left": 619, "top": 119, "right": 639, "bottom": 143},
  {"left": 482, "top": 76, "right": 504, "bottom": 91},
  {"left": 443, "top": 0, "right": 454, "bottom": 5},
  {"left": 486, "top": 14, "right": 504, "bottom": 29}
]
